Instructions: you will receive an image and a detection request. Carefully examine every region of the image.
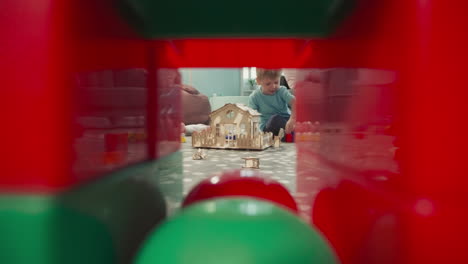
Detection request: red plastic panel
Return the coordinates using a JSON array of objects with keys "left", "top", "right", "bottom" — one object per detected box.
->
[
  {"left": 70, "top": 2, "right": 182, "bottom": 180},
  {"left": 154, "top": 68, "right": 182, "bottom": 158},
  {"left": 72, "top": 69, "right": 150, "bottom": 180},
  {"left": 398, "top": 1, "right": 468, "bottom": 262},
  {"left": 293, "top": 68, "right": 402, "bottom": 263},
  {"left": 2, "top": 0, "right": 468, "bottom": 263},
  {"left": 68, "top": 0, "right": 152, "bottom": 183},
  {"left": 0, "top": 0, "right": 182, "bottom": 188},
  {"left": 0, "top": 0, "right": 71, "bottom": 190}
]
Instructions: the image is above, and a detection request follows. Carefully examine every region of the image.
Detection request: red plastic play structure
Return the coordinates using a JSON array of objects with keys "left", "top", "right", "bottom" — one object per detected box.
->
[{"left": 1, "top": 0, "right": 468, "bottom": 263}]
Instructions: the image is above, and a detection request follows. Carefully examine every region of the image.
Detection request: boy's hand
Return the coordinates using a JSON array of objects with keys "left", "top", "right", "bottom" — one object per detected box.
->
[{"left": 285, "top": 118, "right": 296, "bottom": 134}]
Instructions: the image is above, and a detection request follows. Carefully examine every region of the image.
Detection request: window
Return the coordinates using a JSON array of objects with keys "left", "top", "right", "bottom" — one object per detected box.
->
[
  {"left": 241, "top": 67, "right": 257, "bottom": 95},
  {"left": 216, "top": 124, "right": 220, "bottom": 136},
  {"left": 226, "top": 110, "right": 234, "bottom": 119},
  {"left": 240, "top": 124, "right": 246, "bottom": 135},
  {"left": 242, "top": 67, "right": 257, "bottom": 80}
]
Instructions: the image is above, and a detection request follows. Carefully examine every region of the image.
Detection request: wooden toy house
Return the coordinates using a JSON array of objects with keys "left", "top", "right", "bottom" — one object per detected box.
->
[{"left": 192, "top": 103, "right": 274, "bottom": 150}]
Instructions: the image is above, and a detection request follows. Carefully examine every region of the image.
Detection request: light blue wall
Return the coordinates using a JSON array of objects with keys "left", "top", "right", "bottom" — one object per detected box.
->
[{"left": 179, "top": 68, "right": 241, "bottom": 97}]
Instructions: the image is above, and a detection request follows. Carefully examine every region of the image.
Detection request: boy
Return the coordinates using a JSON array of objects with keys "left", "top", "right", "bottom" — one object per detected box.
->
[{"left": 248, "top": 69, "right": 296, "bottom": 136}]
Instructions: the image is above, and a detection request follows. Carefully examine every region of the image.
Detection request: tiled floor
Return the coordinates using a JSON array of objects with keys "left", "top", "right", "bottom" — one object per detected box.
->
[
  {"left": 180, "top": 136, "right": 309, "bottom": 219},
  {"left": 181, "top": 136, "right": 297, "bottom": 196},
  {"left": 177, "top": 131, "right": 399, "bottom": 224}
]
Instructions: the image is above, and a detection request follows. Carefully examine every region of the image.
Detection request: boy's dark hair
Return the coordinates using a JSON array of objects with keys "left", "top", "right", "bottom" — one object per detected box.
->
[{"left": 280, "top": 75, "right": 291, "bottom": 89}]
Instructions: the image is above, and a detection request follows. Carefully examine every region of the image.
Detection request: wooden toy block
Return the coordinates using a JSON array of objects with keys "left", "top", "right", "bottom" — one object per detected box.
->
[
  {"left": 192, "top": 148, "right": 207, "bottom": 160},
  {"left": 242, "top": 157, "right": 260, "bottom": 169}
]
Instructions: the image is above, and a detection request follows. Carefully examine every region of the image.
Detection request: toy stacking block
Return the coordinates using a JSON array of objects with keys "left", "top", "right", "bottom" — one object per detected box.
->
[
  {"left": 285, "top": 132, "right": 295, "bottom": 142},
  {"left": 182, "top": 170, "right": 298, "bottom": 213},
  {"left": 116, "top": 0, "right": 355, "bottom": 38},
  {"left": 136, "top": 199, "right": 338, "bottom": 264},
  {"left": 105, "top": 133, "right": 129, "bottom": 152}
]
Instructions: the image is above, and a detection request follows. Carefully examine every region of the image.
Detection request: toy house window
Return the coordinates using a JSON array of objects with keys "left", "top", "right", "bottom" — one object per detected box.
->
[
  {"left": 225, "top": 124, "right": 236, "bottom": 140},
  {"left": 216, "top": 124, "right": 220, "bottom": 136},
  {"left": 226, "top": 110, "right": 234, "bottom": 119},
  {"left": 253, "top": 122, "right": 258, "bottom": 134},
  {"left": 240, "top": 124, "right": 246, "bottom": 134}
]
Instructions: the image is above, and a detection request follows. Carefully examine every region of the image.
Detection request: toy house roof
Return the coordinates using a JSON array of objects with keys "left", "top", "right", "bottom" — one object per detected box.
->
[{"left": 209, "top": 103, "right": 261, "bottom": 117}]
